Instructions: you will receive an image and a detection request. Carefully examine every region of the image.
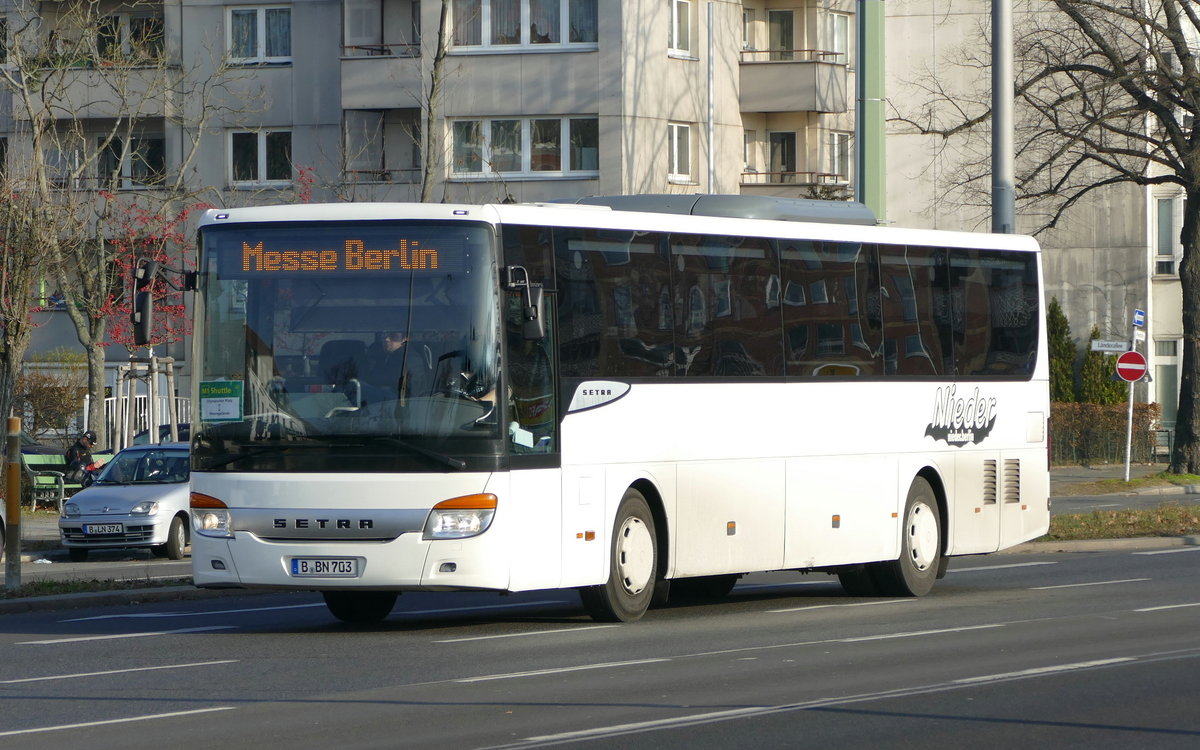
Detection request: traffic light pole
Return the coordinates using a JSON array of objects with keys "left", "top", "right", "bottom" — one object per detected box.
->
[{"left": 5, "top": 417, "right": 21, "bottom": 591}]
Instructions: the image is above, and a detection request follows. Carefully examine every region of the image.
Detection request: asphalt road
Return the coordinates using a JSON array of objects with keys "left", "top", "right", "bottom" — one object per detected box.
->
[{"left": 1, "top": 544, "right": 1198, "bottom": 749}]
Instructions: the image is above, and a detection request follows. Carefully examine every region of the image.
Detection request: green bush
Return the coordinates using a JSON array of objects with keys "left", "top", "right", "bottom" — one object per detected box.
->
[{"left": 1051, "top": 401, "right": 1161, "bottom": 465}]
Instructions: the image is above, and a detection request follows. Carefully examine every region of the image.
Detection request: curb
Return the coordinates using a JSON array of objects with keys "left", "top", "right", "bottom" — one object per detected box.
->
[
  {"left": 0, "top": 584, "right": 269, "bottom": 615},
  {"left": 1003, "top": 534, "right": 1200, "bottom": 554}
]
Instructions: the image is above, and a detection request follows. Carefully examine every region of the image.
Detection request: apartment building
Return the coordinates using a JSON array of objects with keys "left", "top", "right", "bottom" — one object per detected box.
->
[{"left": 5, "top": 0, "right": 1178, "bottom": 426}]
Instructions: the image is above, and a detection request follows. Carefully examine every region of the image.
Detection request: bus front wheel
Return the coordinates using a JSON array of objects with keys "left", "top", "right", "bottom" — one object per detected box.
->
[
  {"left": 873, "top": 477, "right": 942, "bottom": 597},
  {"left": 579, "top": 488, "right": 657, "bottom": 623},
  {"left": 323, "top": 590, "right": 398, "bottom": 624}
]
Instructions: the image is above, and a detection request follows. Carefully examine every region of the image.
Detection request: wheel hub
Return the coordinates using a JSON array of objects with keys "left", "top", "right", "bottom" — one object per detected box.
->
[
  {"left": 907, "top": 502, "right": 939, "bottom": 571},
  {"left": 615, "top": 516, "right": 654, "bottom": 595}
]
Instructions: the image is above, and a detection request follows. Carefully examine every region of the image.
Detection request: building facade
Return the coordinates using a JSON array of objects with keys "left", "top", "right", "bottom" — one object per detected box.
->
[{"left": 4, "top": 0, "right": 1177, "bottom": 427}]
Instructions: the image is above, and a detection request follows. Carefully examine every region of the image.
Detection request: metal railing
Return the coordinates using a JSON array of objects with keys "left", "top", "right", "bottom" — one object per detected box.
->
[
  {"left": 342, "top": 43, "right": 421, "bottom": 58},
  {"left": 739, "top": 48, "right": 845, "bottom": 64}
]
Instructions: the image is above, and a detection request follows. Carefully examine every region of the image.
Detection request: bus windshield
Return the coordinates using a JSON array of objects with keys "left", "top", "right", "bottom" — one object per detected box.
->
[{"left": 193, "top": 220, "right": 501, "bottom": 473}]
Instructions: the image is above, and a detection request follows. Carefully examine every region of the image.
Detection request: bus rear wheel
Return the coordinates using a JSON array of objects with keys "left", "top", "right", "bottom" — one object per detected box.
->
[
  {"left": 323, "top": 590, "right": 398, "bottom": 624},
  {"left": 579, "top": 488, "right": 657, "bottom": 622},
  {"left": 873, "top": 477, "right": 942, "bottom": 597}
]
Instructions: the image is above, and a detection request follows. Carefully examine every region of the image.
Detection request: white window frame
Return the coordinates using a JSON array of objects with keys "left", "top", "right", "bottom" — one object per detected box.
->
[
  {"left": 228, "top": 6, "right": 293, "bottom": 64},
  {"left": 830, "top": 12, "right": 850, "bottom": 65},
  {"left": 668, "top": 122, "right": 693, "bottom": 183},
  {"left": 449, "top": 116, "right": 600, "bottom": 179},
  {"left": 229, "top": 130, "right": 293, "bottom": 186},
  {"left": 450, "top": 0, "right": 599, "bottom": 51},
  {"left": 831, "top": 131, "right": 851, "bottom": 182},
  {"left": 668, "top": 0, "right": 693, "bottom": 56},
  {"left": 1156, "top": 195, "right": 1180, "bottom": 276}
]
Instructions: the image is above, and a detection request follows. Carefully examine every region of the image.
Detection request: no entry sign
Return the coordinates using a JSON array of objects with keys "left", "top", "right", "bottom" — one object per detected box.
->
[{"left": 1115, "top": 350, "right": 1147, "bottom": 382}]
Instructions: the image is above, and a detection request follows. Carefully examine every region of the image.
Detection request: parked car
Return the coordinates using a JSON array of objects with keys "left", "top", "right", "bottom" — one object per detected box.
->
[
  {"left": 132, "top": 423, "right": 191, "bottom": 445},
  {"left": 58, "top": 443, "right": 191, "bottom": 562},
  {"left": 20, "top": 430, "right": 61, "bottom": 455}
]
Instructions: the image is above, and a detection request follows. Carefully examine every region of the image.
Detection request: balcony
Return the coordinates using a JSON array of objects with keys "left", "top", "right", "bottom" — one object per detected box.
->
[
  {"left": 739, "top": 171, "right": 851, "bottom": 200},
  {"left": 341, "top": 46, "right": 424, "bottom": 109},
  {"left": 15, "top": 65, "right": 173, "bottom": 121},
  {"left": 739, "top": 49, "right": 848, "bottom": 114}
]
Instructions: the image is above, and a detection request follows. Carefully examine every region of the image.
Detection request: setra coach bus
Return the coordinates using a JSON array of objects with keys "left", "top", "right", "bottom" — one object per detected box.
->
[{"left": 181, "top": 195, "right": 1049, "bottom": 623}]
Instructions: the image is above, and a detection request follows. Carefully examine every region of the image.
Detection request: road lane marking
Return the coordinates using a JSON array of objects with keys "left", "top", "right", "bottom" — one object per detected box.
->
[
  {"left": 0, "top": 707, "right": 235, "bottom": 738},
  {"left": 1133, "top": 547, "right": 1200, "bottom": 555},
  {"left": 1135, "top": 602, "right": 1200, "bottom": 612},
  {"left": 63, "top": 603, "right": 324, "bottom": 622},
  {"left": 952, "top": 658, "right": 1135, "bottom": 684},
  {"left": 456, "top": 658, "right": 671, "bottom": 683},
  {"left": 17, "top": 626, "right": 237, "bottom": 645},
  {"left": 768, "top": 599, "right": 912, "bottom": 614},
  {"left": 514, "top": 655, "right": 1155, "bottom": 746},
  {"left": 837, "top": 624, "right": 1005, "bottom": 642},
  {"left": 948, "top": 561, "right": 1058, "bottom": 573},
  {"left": 1030, "top": 578, "right": 1149, "bottom": 590},
  {"left": 405, "top": 599, "right": 573, "bottom": 617},
  {"left": 0, "top": 660, "right": 239, "bottom": 684},
  {"left": 437, "top": 625, "right": 618, "bottom": 643}
]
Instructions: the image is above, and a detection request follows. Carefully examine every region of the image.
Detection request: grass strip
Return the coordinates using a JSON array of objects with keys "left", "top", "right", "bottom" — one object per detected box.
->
[{"left": 1041, "top": 502, "right": 1200, "bottom": 541}]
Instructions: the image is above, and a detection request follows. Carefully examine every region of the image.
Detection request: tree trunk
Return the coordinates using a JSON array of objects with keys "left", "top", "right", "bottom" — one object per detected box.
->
[
  {"left": 420, "top": 0, "right": 451, "bottom": 202},
  {"left": 1170, "top": 190, "right": 1200, "bottom": 474}
]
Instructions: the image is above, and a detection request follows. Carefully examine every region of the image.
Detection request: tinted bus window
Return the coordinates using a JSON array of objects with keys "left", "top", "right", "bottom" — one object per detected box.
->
[{"left": 950, "top": 249, "right": 1039, "bottom": 377}]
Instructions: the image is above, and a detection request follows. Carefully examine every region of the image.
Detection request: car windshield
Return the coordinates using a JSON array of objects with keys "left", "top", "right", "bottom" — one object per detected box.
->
[{"left": 94, "top": 449, "right": 190, "bottom": 485}]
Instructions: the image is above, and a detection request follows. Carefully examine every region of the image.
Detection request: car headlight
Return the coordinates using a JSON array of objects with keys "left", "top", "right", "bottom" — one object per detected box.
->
[
  {"left": 131, "top": 501, "right": 159, "bottom": 516},
  {"left": 62, "top": 502, "right": 80, "bottom": 518},
  {"left": 191, "top": 492, "right": 234, "bottom": 539},
  {"left": 423, "top": 494, "right": 497, "bottom": 540}
]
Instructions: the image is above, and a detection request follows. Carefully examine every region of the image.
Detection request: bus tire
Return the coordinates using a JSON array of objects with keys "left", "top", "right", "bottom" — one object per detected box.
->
[
  {"left": 873, "top": 477, "right": 941, "bottom": 597},
  {"left": 669, "top": 574, "right": 740, "bottom": 602},
  {"left": 323, "top": 590, "right": 398, "bottom": 624},
  {"left": 579, "top": 488, "right": 657, "bottom": 622}
]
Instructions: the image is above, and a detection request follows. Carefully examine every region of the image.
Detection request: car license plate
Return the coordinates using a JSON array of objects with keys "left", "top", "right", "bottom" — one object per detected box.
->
[
  {"left": 291, "top": 558, "right": 359, "bottom": 577},
  {"left": 83, "top": 523, "right": 124, "bottom": 535}
]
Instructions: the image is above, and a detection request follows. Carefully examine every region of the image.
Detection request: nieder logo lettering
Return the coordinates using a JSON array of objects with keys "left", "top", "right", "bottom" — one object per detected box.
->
[{"left": 925, "top": 385, "right": 997, "bottom": 446}]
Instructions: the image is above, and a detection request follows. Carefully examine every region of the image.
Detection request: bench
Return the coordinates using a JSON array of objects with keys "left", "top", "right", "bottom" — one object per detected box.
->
[{"left": 21, "top": 452, "right": 113, "bottom": 511}]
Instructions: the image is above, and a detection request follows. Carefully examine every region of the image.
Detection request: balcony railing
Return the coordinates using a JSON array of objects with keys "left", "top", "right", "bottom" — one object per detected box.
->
[
  {"left": 740, "top": 170, "right": 847, "bottom": 185},
  {"left": 342, "top": 43, "right": 421, "bottom": 58},
  {"left": 344, "top": 168, "right": 422, "bottom": 183},
  {"left": 739, "top": 48, "right": 845, "bottom": 64}
]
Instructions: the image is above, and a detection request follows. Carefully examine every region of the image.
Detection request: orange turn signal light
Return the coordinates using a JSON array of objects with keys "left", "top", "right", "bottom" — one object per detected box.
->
[
  {"left": 433, "top": 493, "right": 498, "bottom": 510},
  {"left": 191, "top": 492, "right": 228, "bottom": 509}
]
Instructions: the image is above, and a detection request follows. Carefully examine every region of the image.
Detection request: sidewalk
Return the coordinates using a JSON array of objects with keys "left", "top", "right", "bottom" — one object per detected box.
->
[{"left": 9, "top": 463, "right": 1195, "bottom": 562}]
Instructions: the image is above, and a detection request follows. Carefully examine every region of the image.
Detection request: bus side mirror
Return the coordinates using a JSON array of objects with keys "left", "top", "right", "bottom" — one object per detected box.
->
[
  {"left": 504, "top": 266, "right": 545, "bottom": 340},
  {"left": 132, "top": 291, "right": 153, "bottom": 345}
]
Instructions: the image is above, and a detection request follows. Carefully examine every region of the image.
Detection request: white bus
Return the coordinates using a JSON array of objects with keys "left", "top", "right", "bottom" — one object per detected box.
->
[{"left": 187, "top": 195, "right": 1049, "bottom": 624}]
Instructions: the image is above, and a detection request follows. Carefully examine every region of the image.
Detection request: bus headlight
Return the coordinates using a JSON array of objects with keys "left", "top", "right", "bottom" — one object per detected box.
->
[
  {"left": 423, "top": 494, "right": 497, "bottom": 540},
  {"left": 191, "top": 492, "right": 234, "bottom": 539}
]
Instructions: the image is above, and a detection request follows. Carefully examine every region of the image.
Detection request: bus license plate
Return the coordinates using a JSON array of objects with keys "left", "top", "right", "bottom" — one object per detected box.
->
[
  {"left": 84, "top": 523, "right": 123, "bottom": 535},
  {"left": 291, "top": 558, "right": 359, "bottom": 578}
]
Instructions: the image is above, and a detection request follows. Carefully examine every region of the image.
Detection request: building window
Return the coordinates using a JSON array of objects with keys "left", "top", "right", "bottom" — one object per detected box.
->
[
  {"left": 668, "top": 122, "right": 692, "bottom": 182},
  {"left": 744, "top": 130, "right": 756, "bottom": 171},
  {"left": 769, "top": 131, "right": 796, "bottom": 183},
  {"left": 230, "top": 130, "right": 292, "bottom": 184},
  {"left": 452, "top": 0, "right": 597, "bottom": 49},
  {"left": 229, "top": 7, "right": 292, "bottom": 63},
  {"left": 831, "top": 132, "right": 851, "bottom": 181},
  {"left": 98, "top": 136, "right": 166, "bottom": 188},
  {"left": 1155, "top": 339, "right": 1178, "bottom": 357},
  {"left": 450, "top": 116, "right": 599, "bottom": 176},
  {"left": 669, "top": 0, "right": 692, "bottom": 55},
  {"left": 767, "top": 10, "right": 794, "bottom": 61},
  {"left": 742, "top": 9, "right": 754, "bottom": 50},
  {"left": 1157, "top": 197, "right": 1178, "bottom": 275},
  {"left": 830, "top": 12, "right": 850, "bottom": 65},
  {"left": 98, "top": 14, "right": 164, "bottom": 63}
]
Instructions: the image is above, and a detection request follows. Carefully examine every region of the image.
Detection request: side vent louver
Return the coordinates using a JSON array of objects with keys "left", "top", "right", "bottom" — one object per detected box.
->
[
  {"left": 1003, "top": 459, "right": 1021, "bottom": 504},
  {"left": 983, "top": 460, "right": 998, "bottom": 505}
]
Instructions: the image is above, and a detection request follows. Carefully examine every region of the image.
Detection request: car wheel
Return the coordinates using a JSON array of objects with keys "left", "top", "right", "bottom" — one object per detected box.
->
[
  {"left": 164, "top": 515, "right": 187, "bottom": 560},
  {"left": 68, "top": 547, "right": 89, "bottom": 562}
]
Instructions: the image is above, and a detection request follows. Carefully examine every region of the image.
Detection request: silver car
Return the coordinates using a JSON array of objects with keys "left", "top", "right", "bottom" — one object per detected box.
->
[{"left": 59, "top": 443, "right": 191, "bottom": 562}]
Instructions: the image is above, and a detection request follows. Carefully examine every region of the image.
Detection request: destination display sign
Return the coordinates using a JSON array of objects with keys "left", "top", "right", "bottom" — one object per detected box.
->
[{"left": 207, "top": 223, "right": 483, "bottom": 278}]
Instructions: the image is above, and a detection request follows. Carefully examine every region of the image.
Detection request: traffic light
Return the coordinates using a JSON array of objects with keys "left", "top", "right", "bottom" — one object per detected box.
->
[{"left": 131, "top": 259, "right": 159, "bottom": 345}]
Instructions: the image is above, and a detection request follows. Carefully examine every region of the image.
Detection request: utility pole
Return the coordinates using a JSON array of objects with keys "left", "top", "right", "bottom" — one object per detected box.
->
[
  {"left": 855, "top": 0, "right": 886, "bottom": 223},
  {"left": 992, "top": 0, "right": 1015, "bottom": 233}
]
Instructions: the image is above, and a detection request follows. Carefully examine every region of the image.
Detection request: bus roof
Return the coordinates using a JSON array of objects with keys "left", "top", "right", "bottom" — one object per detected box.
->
[{"left": 198, "top": 198, "right": 1039, "bottom": 253}]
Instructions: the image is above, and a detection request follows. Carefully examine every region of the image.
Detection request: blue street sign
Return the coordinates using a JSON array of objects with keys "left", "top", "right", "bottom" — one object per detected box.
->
[{"left": 1132, "top": 309, "right": 1146, "bottom": 327}]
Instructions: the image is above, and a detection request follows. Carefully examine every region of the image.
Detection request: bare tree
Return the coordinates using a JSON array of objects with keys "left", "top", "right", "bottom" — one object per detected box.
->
[
  {"left": 893, "top": 0, "right": 1200, "bottom": 473},
  {"left": 0, "top": 1, "right": 266, "bottom": 448}
]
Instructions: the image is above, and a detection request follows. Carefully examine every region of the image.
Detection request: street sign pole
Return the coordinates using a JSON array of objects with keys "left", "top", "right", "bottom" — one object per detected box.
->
[{"left": 1124, "top": 379, "right": 1134, "bottom": 482}]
